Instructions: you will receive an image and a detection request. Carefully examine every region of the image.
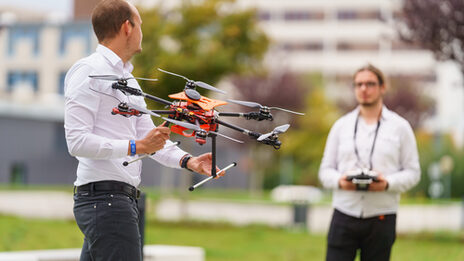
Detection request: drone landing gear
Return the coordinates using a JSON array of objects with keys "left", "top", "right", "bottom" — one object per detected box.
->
[
  {"left": 189, "top": 134, "right": 237, "bottom": 191},
  {"left": 189, "top": 162, "right": 237, "bottom": 191}
]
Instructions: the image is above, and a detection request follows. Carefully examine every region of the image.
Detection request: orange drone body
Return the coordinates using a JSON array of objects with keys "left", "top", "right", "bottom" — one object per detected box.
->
[
  {"left": 168, "top": 92, "right": 228, "bottom": 111},
  {"left": 167, "top": 91, "right": 227, "bottom": 139}
]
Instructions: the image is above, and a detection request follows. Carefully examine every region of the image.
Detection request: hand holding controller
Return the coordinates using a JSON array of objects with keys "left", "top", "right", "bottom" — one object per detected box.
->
[{"left": 345, "top": 168, "right": 379, "bottom": 191}]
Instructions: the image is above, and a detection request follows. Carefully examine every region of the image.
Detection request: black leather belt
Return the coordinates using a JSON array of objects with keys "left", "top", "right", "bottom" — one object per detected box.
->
[{"left": 75, "top": 180, "right": 140, "bottom": 199}]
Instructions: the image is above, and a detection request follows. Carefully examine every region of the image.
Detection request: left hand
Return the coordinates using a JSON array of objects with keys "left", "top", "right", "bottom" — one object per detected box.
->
[
  {"left": 187, "top": 153, "right": 223, "bottom": 178},
  {"left": 368, "top": 172, "right": 389, "bottom": 191}
]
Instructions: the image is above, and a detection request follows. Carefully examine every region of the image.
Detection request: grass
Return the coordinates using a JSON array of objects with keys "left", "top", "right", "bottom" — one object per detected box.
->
[
  {"left": 0, "top": 215, "right": 463, "bottom": 261},
  {"left": 1, "top": 185, "right": 461, "bottom": 206}
]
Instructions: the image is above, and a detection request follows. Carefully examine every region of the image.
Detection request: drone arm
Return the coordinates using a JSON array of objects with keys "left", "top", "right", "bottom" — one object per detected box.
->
[
  {"left": 143, "top": 93, "right": 172, "bottom": 106},
  {"left": 150, "top": 110, "right": 176, "bottom": 116},
  {"left": 215, "top": 119, "right": 260, "bottom": 139},
  {"left": 217, "top": 112, "right": 246, "bottom": 118},
  {"left": 217, "top": 112, "right": 272, "bottom": 121},
  {"left": 111, "top": 82, "right": 172, "bottom": 106}
]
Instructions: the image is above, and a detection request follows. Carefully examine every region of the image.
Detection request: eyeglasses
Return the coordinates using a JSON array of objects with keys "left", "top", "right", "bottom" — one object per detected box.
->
[{"left": 353, "top": 81, "right": 379, "bottom": 88}]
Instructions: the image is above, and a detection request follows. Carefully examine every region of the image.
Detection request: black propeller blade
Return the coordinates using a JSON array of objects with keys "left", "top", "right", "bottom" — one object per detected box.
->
[
  {"left": 227, "top": 99, "right": 305, "bottom": 115},
  {"left": 257, "top": 124, "right": 290, "bottom": 141},
  {"left": 157, "top": 68, "right": 226, "bottom": 94},
  {"left": 89, "top": 75, "right": 158, "bottom": 82}
]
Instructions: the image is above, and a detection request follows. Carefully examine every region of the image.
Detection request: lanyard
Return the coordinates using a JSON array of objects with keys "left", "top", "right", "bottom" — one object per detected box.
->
[{"left": 353, "top": 113, "right": 381, "bottom": 170}]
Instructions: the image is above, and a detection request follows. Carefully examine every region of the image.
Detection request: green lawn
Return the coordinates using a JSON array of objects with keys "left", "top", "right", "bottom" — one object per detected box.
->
[{"left": 0, "top": 215, "right": 463, "bottom": 261}]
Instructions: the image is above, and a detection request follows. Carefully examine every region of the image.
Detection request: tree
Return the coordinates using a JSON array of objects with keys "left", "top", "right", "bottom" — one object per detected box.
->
[
  {"left": 280, "top": 74, "right": 340, "bottom": 185},
  {"left": 133, "top": 0, "right": 269, "bottom": 109},
  {"left": 399, "top": 0, "right": 464, "bottom": 75},
  {"left": 227, "top": 71, "right": 308, "bottom": 192}
]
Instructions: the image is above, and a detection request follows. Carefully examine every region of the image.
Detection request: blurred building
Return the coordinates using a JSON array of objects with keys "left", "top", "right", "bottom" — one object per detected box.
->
[
  {"left": 0, "top": 6, "right": 95, "bottom": 185},
  {"left": 0, "top": 0, "right": 462, "bottom": 186},
  {"left": 135, "top": 0, "right": 463, "bottom": 146}
]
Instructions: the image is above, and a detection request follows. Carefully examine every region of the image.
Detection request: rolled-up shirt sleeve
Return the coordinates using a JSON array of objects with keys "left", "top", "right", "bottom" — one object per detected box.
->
[
  {"left": 64, "top": 64, "right": 129, "bottom": 159},
  {"left": 319, "top": 120, "right": 342, "bottom": 189},
  {"left": 385, "top": 122, "right": 421, "bottom": 193}
]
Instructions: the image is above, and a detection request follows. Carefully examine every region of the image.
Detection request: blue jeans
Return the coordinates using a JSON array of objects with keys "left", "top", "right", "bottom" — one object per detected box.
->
[{"left": 73, "top": 192, "right": 142, "bottom": 261}]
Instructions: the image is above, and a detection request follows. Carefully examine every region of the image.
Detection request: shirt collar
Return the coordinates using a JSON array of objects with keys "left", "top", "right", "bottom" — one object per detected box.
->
[
  {"left": 96, "top": 44, "right": 134, "bottom": 73},
  {"left": 354, "top": 105, "right": 390, "bottom": 121}
]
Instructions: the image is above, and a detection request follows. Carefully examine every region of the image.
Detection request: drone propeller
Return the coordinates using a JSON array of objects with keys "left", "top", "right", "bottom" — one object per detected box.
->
[
  {"left": 126, "top": 103, "right": 242, "bottom": 144},
  {"left": 89, "top": 75, "right": 158, "bottom": 82},
  {"left": 167, "top": 118, "right": 244, "bottom": 144},
  {"left": 227, "top": 99, "right": 305, "bottom": 115},
  {"left": 126, "top": 102, "right": 162, "bottom": 118},
  {"left": 257, "top": 124, "right": 290, "bottom": 141},
  {"left": 157, "top": 68, "right": 226, "bottom": 94}
]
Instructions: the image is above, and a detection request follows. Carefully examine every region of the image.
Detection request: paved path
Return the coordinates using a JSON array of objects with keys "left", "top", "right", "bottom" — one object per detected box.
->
[{"left": 0, "top": 191, "right": 462, "bottom": 233}]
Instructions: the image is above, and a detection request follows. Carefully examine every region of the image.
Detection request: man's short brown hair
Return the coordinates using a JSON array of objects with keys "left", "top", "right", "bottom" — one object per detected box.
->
[
  {"left": 353, "top": 64, "right": 385, "bottom": 86},
  {"left": 91, "top": 0, "right": 135, "bottom": 42}
]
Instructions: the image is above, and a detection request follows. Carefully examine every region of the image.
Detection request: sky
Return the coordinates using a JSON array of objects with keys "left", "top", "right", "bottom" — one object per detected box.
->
[{"left": 0, "top": 0, "right": 72, "bottom": 18}]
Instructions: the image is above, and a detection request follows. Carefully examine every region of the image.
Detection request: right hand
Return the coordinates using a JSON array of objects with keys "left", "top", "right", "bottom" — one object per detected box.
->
[
  {"left": 338, "top": 175, "right": 356, "bottom": 191},
  {"left": 136, "top": 122, "right": 171, "bottom": 154}
]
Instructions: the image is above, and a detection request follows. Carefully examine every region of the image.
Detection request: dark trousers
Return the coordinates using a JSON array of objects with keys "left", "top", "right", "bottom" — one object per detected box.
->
[
  {"left": 326, "top": 209, "right": 396, "bottom": 261},
  {"left": 73, "top": 191, "right": 142, "bottom": 261}
]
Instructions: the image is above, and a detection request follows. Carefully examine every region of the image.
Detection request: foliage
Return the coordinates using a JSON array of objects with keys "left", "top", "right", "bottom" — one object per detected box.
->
[
  {"left": 384, "top": 76, "right": 436, "bottom": 130},
  {"left": 223, "top": 71, "right": 308, "bottom": 190},
  {"left": 411, "top": 131, "right": 464, "bottom": 198},
  {"left": 133, "top": 0, "right": 269, "bottom": 109},
  {"left": 280, "top": 74, "right": 340, "bottom": 185},
  {"left": 399, "top": 0, "right": 464, "bottom": 74}
]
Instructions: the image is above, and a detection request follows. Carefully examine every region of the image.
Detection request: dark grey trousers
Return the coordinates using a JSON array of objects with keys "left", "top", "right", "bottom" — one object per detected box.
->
[
  {"left": 326, "top": 209, "right": 396, "bottom": 261},
  {"left": 73, "top": 192, "right": 142, "bottom": 261}
]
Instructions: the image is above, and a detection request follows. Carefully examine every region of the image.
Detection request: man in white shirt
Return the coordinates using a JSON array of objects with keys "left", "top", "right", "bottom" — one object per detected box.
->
[
  {"left": 319, "top": 64, "right": 420, "bottom": 261},
  {"left": 64, "top": 1, "right": 221, "bottom": 260}
]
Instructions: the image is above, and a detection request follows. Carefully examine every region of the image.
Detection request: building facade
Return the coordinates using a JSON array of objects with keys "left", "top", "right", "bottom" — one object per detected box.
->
[{"left": 0, "top": 0, "right": 462, "bottom": 186}]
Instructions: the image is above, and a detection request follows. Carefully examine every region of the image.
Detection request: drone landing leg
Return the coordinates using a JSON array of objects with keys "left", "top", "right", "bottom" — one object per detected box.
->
[
  {"left": 188, "top": 162, "right": 237, "bottom": 191},
  {"left": 211, "top": 134, "right": 217, "bottom": 178}
]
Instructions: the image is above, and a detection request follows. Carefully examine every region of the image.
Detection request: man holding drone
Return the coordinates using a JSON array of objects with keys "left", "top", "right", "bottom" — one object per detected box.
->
[
  {"left": 64, "top": 0, "right": 221, "bottom": 260},
  {"left": 319, "top": 64, "right": 420, "bottom": 261}
]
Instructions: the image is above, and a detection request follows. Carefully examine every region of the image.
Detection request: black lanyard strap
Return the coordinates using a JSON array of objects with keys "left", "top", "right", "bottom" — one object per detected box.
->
[{"left": 353, "top": 114, "right": 381, "bottom": 170}]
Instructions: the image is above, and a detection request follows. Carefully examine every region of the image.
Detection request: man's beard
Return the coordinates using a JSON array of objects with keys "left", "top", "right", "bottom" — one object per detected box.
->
[{"left": 360, "top": 98, "right": 381, "bottom": 107}]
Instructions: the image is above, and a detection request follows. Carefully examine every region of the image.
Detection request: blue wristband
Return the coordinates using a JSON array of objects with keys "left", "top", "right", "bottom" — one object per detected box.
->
[{"left": 130, "top": 140, "right": 136, "bottom": 156}]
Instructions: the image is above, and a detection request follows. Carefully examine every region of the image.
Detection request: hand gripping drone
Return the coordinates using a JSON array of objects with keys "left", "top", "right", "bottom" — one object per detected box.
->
[{"left": 89, "top": 68, "right": 304, "bottom": 190}]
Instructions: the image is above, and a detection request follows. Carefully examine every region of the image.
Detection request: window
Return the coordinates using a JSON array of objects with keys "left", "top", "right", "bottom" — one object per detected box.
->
[
  {"left": 8, "top": 24, "right": 41, "bottom": 57},
  {"left": 281, "top": 42, "right": 323, "bottom": 52},
  {"left": 7, "top": 71, "right": 39, "bottom": 92},
  {"left": 59, "top": 23, "right": 92, "bottom": 55},
  {"left": 391, "top": 41, "right": 423, "bottom": 51},
  {"left": 258, "top": 11, "right": 271, "bottom": 21},
  {"left": 337, "top": 42, "right": 379, "bottom": 51},
  {"left": 284, "top": 10, "right": 324, "bottom": 21},
  {"left": 337, "top": 10, "right": 382, "bottom": 20},
  {"left": 337, "top": 10, "right": 358, "bottom": 20}
]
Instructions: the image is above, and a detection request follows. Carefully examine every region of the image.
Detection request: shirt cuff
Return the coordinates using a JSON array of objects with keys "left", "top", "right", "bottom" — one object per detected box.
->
[
  {"left": 111, "top": 140, "right": 131, "bottom": 158},
  {"left": 385, "top": 176, "right": 396, "bottom": 192}
]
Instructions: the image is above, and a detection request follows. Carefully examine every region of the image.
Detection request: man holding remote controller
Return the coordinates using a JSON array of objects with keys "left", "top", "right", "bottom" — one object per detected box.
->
[{"left": 319, "top": 64, "right": 420, "bottom": 261}]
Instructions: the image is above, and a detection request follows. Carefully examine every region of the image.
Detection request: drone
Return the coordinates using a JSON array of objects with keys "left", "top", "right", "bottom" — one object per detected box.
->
[{"left": 89, "top": 68, "right": 304, "bottom": 191}]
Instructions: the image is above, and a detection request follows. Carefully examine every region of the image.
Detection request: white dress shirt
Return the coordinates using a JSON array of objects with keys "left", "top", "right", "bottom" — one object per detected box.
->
[
  {"left": 319, "top": 106, "right": 420, "bottom": 218},
  {"left": 64, "top": 44, "right": 187, "bottom": 187}
]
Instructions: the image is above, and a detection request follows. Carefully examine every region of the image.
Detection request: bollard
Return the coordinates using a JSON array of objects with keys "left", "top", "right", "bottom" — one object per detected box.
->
[
  {"left": 292, "top": 203, "right": 308, "bottom": 229},
  {"left": 137, "top": 192, "right": 146, "bottom": 260},
  {"left": 462, "top": 196, "right": 464, "bottom": 230}
]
